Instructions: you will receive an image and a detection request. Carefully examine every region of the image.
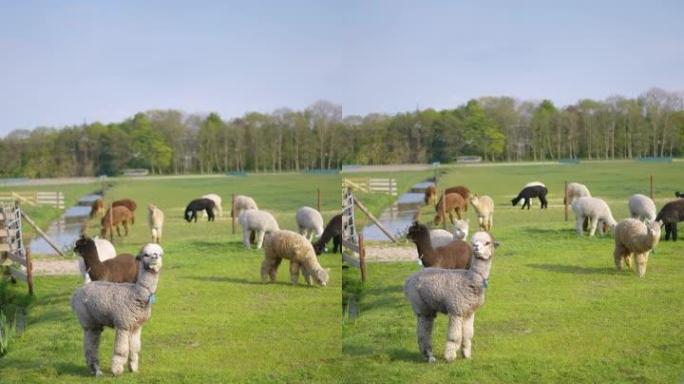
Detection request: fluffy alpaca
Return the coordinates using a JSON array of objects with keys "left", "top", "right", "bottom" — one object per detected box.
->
[
  {"left": 261, "top": 230, "right": 329, "bottom": 286},
  {"left": 571, "top": 197, "right": 617, "bottom": 237},
  {"left": 404, "top": 231, "right": 498, "bottom": 362},
  {"left": 564, "top": 182, "right": 591, "bottom": 205},
  {"left": 231, "top": 195, "right": 259, "bottom": 219},
  {"left": 469, "top": 195, "right": 494, "bottom": 231},
  {"left": 312, "top": 214, "right": 342, "bottom": 255},
  {"left": 147, "top": 204, "right": 164, "bottom": 244},
  {"left": 71, "top": 244, "right": 163, "bottom": 376},
  {"left": 430, "top": 219, "right": 470, "bottom": 248},
  {"left": 113, "top": 199, "right": 137, "bottom": 224},
  {"left": 424, "top": 185, "right": 471, "bottom": 207},
  {"left": 613, "top": 218, "right": 661, "bottom": 277},
  {"left": 628, "top": 194, "right": 656, "bottom": 223},
  {"left": 77, "top": 238, "right": 116, "bottom": 283},
  {"left": 90, "top": 198, "right": 105, "bottom": 218},
  {"left": 511, "top": 185, "right": 548, "bottom": 209},
  {"left": 74, "top": 236, "right": 138, "bottom": 283},
  {"left": 452, "top": 219, "right": 469, "bottom": 241},
  {"left": 184, "top": 198, "right": 216, "bottom": 223},
  {"left": 100, "top": 206, "right": 135, "bottom": 238},
  {"left": 434, "top": 192, "right": 467, "bottom": 226},
  {"left": 200, "top": 193, "right": 223, "bottom": 217},
  {"left": 655, "top": 199, "right": 684, "bottom": 241},
  {"left": 295, "top": 206, "right": 324, "bottom": 241},
  {"left": 407, "top": 222, "right": 471, "bottom": 269},
  {"left": 239, "top": 209, "right": 280, "bottom": 249}
]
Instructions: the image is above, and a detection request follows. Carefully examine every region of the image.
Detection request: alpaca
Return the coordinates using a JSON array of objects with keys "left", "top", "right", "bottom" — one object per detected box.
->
[
  {"left": 424, "top": 185, "right": 471, "bottom": 207},
  {"left": 239, "top": 209, "right": 280, "bottom": 249},
  {"left": 564, "top": 182, "right": 591, "bottom": 205},
  {"left": 89, "top": 198, "right": 105, "bottom": 218},
  {"left": 469, "top": 195, "right": 494, "bottom": 231},
  {"left": 404, "top": 231, "right": 498, "bottom": 362},
  {"left": 261, "top": 230, "right": 329, "bottom": 286},
  {"left": 147, "top": 204, "right": 164, "bottom": 244},
  {"left": 295, "top": 206, "right": 324, "bottom": 241},
  {"left": 74, "top": 236, "right": 138, "bottom": 283},
  {"left": 231, "top": 195, "right": 259, "bottom": 219},
  {"left": 676, "top": 191, "right": 684, "bottom": 198},
  {"left": 523, "top": 181, "right": 546, "bottom": 188},
  {"left": 312, "top": 214, "right": 342, "bottom": 255},
  {"left": 628, "top": 194, "right": 656, "bottom": 223},
  {"left": 407, "top": 222, "right": 471, "bottom": 269},
  {"left": 77, "top": 237, "right": 116, "bottom": 283},
  {"left": 184, "top": 198, "right": 216, "bottom": 223},
  {"left": 511, "top": 185, "right": 548, "bottom": 209},
  {"left": 433, "top": 192, "right": 467, "bottom": 226},
  {"left": 112, "top": 199, "right": 137, "bottom": 224},
  {"left": 571, "top": 197, "right": 617, "bottom": 237},
  {"left": 655, "top": 199, "right": 684, "bottom": 241},
  {"left": 613, "top": 218, "right": 661, "bottom": 277},
  {"left": 201, "top": 193, "right": 223, "bottom": 217},
  {"left": 71, "top": 243, "right": 163, "bottom": 376},
  {"left": 430, "top": 219, "right": 470, "bottom": 248},
  {"left": 100, "top": 206, "right": 135, "bottom": 238}
]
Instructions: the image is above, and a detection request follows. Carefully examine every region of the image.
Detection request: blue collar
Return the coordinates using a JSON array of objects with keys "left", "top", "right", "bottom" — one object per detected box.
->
[{"left": 482, "top": 278, "right": 489, "bottom": 288}]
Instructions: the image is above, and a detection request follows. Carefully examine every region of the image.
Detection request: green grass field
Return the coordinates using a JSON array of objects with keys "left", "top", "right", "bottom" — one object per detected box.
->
[
  {"left": 341, "top": 161, "right": 684, "bottom": 383},
  {"left": 0, "top": 174, "right": 342, "bottom": 383}
]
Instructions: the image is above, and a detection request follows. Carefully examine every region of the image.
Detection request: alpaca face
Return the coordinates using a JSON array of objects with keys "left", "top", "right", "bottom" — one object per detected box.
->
[
  {"left": 315, "top": 268, "right": 329, "bottom": 286},
  {"left": 73, "top": 236, "right": 95, "bottom": 255},
  {"left": 407, "top": 222, "right": 428, "bottom": 241},
  {"left": 137, "top": 243, "right": 164, "bottom": 272},
  {"left": 647, "top": 220, "right": 662, "bottom": 239},
  {"left": 471, "top": 231, "right": 498, "bottom": 260},
  {"left": 453, "top": 219, "right": 469, "bottom": 240}
]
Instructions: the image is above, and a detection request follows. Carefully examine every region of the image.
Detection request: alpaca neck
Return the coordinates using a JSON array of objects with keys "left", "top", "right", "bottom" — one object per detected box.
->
[
  {"left": 469, "top": 256, "right": 492, "bottom": 280},
  {"left": 414, "top": 232, "right": 436, "bottom": 264},
  {"left": 135, "top": 263, "right": 160, "bottom": 295},
  {"left": 80, "top": 246, "right": 105, "bottom": 277}
]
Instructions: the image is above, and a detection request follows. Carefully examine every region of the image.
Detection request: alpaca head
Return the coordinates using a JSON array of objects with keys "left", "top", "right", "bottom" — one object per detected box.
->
[
  {"left": 184, "top": 207, "right": 193, "bottom": 222},
  {"left": 73, "top": 235, "right": 96, "bottom": 257},
  {"left": 453, "top": 219, "right": 469, "bottom": 240},
  {"left": 424, "top": 185, "right": 436, "bottom": 204},
  {"left": 647, "top": 219, "right": 663, "bottom": 244},
  {"left": 136, "top": 243, "right": 164, "bottom": 272},
  {"left": 471, "top": 231, "right": 499, "bottom": 261},
  {"left": 148, "top": 203, "right": 157, "bottom": 213},
  {"left": 407, "top": 221, "right": 429, "bottom": 242},
  {"left": 313, "top": 267, "right": 329, "bottom": 286}
]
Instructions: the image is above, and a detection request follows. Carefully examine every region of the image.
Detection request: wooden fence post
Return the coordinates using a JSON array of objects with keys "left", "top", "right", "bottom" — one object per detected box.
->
[
  {"left": 358, "top": 233, "right": 367, "bottom": 283},
  {"left": 650, "top": 175, "right": 653, "bottom": 199},
  {"left": 25, "top": 247, "right": 34, "bottom": 296},
  {"left": 317, "top": 188, "right": 321, "bottom": 213},
  {"left": 109, "top": 203, "right": 114, "bottom": 242},
  {"left": 564, "top": 180, "right": 568, "bottom": 222},
  {"left": 441, "top": 190, "right": 447, "bottom": 229},
  {"left": 231, "top": 193, "right": 236, "bottom": 234}
]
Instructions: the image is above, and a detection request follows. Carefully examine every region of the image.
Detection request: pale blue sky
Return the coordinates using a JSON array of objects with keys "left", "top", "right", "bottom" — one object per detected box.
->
[{"left": 1, "top": 0, "right": 683, "bottom": 134}]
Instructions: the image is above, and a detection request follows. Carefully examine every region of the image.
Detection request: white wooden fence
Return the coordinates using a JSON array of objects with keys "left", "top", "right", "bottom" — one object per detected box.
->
[
  {"left": 0, "top": 203, "right": 33, "bottom": 294},
  {"left": 0, "top": 191, "right": 64, "bottom": 209},
  {"left": 342, "top": 178, "right": 397, "bottom": 196}
]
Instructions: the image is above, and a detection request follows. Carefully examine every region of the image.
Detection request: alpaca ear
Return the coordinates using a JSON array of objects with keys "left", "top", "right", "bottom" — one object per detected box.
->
[
  {"left": 136, "top": 254, "right": 142, "bottom": 261},
  {"left": 493, "top": 241, "right": 500, "bottom": 248}
]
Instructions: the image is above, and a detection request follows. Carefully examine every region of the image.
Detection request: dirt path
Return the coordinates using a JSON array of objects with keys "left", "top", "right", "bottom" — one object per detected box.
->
[
  {"left": 364, "top": 246, "right": 418, "bottom": 263},
  {"left": 32, "top": 260, "right": 80, "bottom": 276}
]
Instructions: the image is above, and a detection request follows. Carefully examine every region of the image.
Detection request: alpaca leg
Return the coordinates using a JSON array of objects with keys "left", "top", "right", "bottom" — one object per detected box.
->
[
  {"left": 448, "top": 211, "right": 455, "bottom": 225},
  {"left": 478, "top": 216, "right": 485, "bottom": 231},
  {"left": 444, "top": 314, "right": 464, "bottom": 362},
  {"left": 255, "top": 231, "right": 266, "bottom": 249},
  {"left": 151, "top": 228, "right": 157, "bottom": 243},
  {"left": 455, "top": 208, "right": 462, "bottom": 220},
  {"left": 416, "top": 315, "right": 436, "bottom": 363},
  {"left": 301, "top": 267, "right": 313, "bottom": 286},
  {"left": 575, "top": 216, "right": 584, "bottom": 235},
  {"left": 116, "top": 224, "right": 122, "bottom": 237},
  {"left": 270, "top": 258, "right": 282, "bottom": 281},
  {"left": 636, "top": 252, "right": 648, "bottom": 277},
  {"left": 261, "top": 258, "right": 277, "bottom": 282},
  {"left": 242, "top": 229, "right": 252, "bottom": 249},
  {"left": 664, "top": 223, "right": 671, "bottom": 240},
  {"left": 289, "top": 261, "right": 301, "bottom": 285},
  {"left": 624, "top": 253, "right": 633, "bottom": 270},
  {"left": 128, "top": 327, "right": 142, "bottom": 372},
  {"left": 83, "top": 328, "right": 103, "bottom": 376},
  {"left": 588, "top": 218, "right": 599, "bottom": 237},
  {"left": 487, "top": 214, "right": 493, "bottom": 231},
  {"left": 111, "top": 328, "right": 130, "bottom": 376},
  {"left": 461, "top": 313, "right": 475, "bottom": 359},
  {"left": 123, "top": 221, "right": 129, "bottom": 236},
  {"left": 613, "top": 245, "right": 626, "bottom": 271}
]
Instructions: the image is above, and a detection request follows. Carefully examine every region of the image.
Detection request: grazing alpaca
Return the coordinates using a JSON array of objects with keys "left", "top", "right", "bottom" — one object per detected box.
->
[
  {"left": 77, "top": 237, "right": 116, "bottom": 283},
  {"left": 424, "top": 185, "right": 471, "bottom": 207},
  {"left": 147, "top": 204, "right": 164, "bottom": 244},
  {"left": 628, "top": 194, "right": 656, "bottom": 223},
  {"left": 571, "top": 197, "right": 617, "bottom": 237},
  {"left": 675, "top": 191, "right": 684, "bottom": 198},
  {"left": 655, "top": 199, "right": 684, "bottom": 241},
  {"left": 184, "top": 198, "right": 216, "bottom": 223},
  {"left": 90, "top": 198, "right": 137, "bottom": 222},
  {"left": 405, "top": 232, "right": 498, "bottom": 362},
  {"left": 469, "top": 195, "right": 494, "bottom": 231},
  {"left": 90, "top": 198, "right": 105, "bottom": 218},
  {"left": 73, "top": 236, "right": 138, "bottom": 283},
  {"left": 261, "top": 230, "right": 329, "bottom": 286},
  {"left": 613, "top": 218, "right": 661, "bottom": 277},
  {"left": 511, "top": 185, "right": 548, "bottom": 209},
  {"left": 564, "top": 182, "right": 591, "bottom": 205},
  {"left": 433, "top": 193, "right": 467, "bottom": 226},
  {"left": 407, "top": 222, "right": 471, "bottom": 269},
  {"left": 100, "top": 206, "right": 135, "bottom": 238},
  {"left": 312, "top": 214, "right": 342, "bottom": 255},
  {"left": 239, "top": 209, "right": 280, "bottom": 249},
  {"left": 231, "top": 195, "right": 259, "bottom": 219},
  {"left": 201, "top": 193, "right": 223, "bottom": 217},
  {"left": 295, "top": 206, "right": 324, "bottom": 241},
  {"left": 71, "top": 244, "right": 163, "bottom": 376}
]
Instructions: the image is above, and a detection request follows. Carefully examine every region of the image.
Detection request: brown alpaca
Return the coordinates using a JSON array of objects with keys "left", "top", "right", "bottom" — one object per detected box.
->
[
  {"left": 90, "top": 198, "right": 105, "bottom": 218},
  {"left": 113, "top": 199, "right": 137, "bottom": 224},
  {"left": 73, "top": 236, "right": 138, "bottom": 283},
  {"left": 434, "top": 193, "right": 467, "bottom": 226},
  {"left": 101, "top": 206, "right": 135, "bottom": 238},
  {"left": 407, "top": 222, "right": 471, "bottom": 269},
  {"left": 424, "top": 185, "right": 471, "bottom": 206}
]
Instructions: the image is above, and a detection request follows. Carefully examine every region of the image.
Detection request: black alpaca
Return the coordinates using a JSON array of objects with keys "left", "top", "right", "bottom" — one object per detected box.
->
[
  {"left": 656, "top": 199, "right": 684, "bottom": 241},
  {"left": 184, "top": 198, "right": 216, "bottom": 222},
  {"left": 675, "top": 191, "right": 684, "bottom": 198},
  {"left": 313, "top": 214, "right": 342, "bottom": 255},
  {"left": 511, "top": 185, "right": 548, "bottom": 210}
]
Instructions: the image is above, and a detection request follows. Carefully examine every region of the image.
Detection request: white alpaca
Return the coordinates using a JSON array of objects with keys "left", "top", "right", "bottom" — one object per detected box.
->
[
  {"left": 430, "top": 219, "right": 469, "bottom": 248},
  {"left": 261, "top": 230, "right": 329, "bottom": 286},
  {"left": 147, "top": 204, "right": 164, "bottom": 244},
  {"left": 295, "top": 206, "right": 324, "bottom": 241},
  {"left": 71, "top": 244, "right": 163, "bottom": 376},
  {"left": 239, "top": 209, "right": 280, "bottom": 249},
  {"left": 571, "top": 197, "right": 617, "bottom": 237},
  {"left": 628, "top": 194, "right": 656, "bottom": 223},
  {"left": 77, "top": 238, "right": 116, "bottom": 283},
  {"left": 200, "top": 193, "right": 223, "bottom": 217},
  {"left": 231, "top": 195, "right": 258, "bottom": 219}
]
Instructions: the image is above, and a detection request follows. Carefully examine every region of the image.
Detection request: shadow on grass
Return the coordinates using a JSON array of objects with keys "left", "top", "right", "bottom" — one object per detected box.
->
[
  {"left": 388, "top": 347, "right": 423, "bottom": 363},
  {"left": 526, "top": 263, "right": 614, "bottom": 275},
  {"left": 55, "top": 362, "right": 92, "bottom": 377}
]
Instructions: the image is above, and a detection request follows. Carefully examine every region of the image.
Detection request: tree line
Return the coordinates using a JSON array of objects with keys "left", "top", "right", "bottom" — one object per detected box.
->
[{"left": 0, "top": 88, "right": 682, "bottom": 178}]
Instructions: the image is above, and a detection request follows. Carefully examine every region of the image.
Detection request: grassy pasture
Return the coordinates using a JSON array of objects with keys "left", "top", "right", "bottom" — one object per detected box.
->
[
  {"left": 0, "top": 174, "right": 342, "bottom": 383},
  {"left": 341, "top": 161, "right": 684, "bottom": 383}
]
